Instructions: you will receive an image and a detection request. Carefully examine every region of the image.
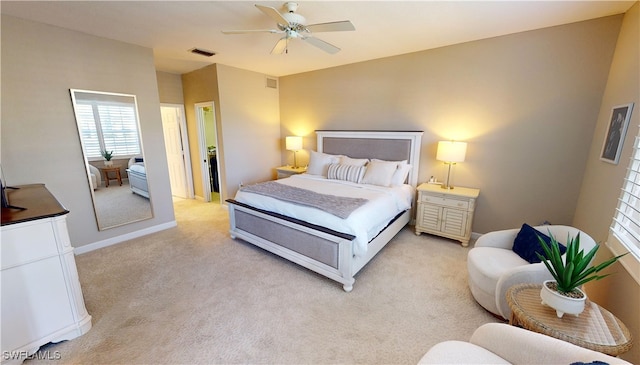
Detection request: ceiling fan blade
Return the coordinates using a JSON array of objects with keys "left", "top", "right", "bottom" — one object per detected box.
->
[
  {"left": 305, "top": 21, "right": 355, "bottom": 33},
  {"left": 222, "top": 29, "right": 281, "bottom": 34},
  {"left": 271, "top": 38, "right": 288, "bottom": 55},
  {"left": 302, "top": 36, "right": 340, "bottom": 54},
  {"left": 255, "top": 4, "right": 290, "bottom": 26}
]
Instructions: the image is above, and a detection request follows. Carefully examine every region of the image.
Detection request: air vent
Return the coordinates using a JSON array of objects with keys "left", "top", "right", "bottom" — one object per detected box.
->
[
  {"left": 266, "top": 77, "right": 278, "bottom": 89},
  {"left": 189, "top": 48, "right": 216, "bottom": 57}
]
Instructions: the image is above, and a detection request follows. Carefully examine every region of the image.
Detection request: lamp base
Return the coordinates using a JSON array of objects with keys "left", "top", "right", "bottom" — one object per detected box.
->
[{"left": 441, "top": 162, "right": 456, "bottom": 190}]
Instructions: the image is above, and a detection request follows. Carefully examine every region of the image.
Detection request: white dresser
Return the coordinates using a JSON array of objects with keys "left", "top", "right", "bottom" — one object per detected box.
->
[
  {"left": 1, "top": 184, "right": 91, "bottom": 364},
  {"left": 415, "top": 183, "right": 480, "bottom": 246}
]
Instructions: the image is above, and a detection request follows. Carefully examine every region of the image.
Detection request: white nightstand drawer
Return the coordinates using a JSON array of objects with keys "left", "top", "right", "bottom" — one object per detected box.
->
[{"left": 421, "top": 195, "right": 470, "bottom": 209}]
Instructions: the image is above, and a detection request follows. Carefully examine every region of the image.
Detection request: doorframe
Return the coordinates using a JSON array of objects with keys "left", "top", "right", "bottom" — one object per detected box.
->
[
  {"left": 160, "top": 103, "right": 194, "bottom": 199},
  {"left": 195, "top": 101, "right": 220, "bottom": 203}
]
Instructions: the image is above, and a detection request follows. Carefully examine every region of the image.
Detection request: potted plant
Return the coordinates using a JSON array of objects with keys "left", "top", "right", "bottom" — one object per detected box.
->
[
  {"left": 535, "top": 232, "right": 626, "bottom": 318},
  {"left": 101, "top": 150, "right": 114, "bottom": 167}
]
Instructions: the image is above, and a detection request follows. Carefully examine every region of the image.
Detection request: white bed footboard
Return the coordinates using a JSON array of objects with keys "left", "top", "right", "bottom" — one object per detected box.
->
[
  {"left": 228, "top": 199, "right": 409, "bottom": 291},
  {"left": 228, "top": 199, "right": 357, "bottom": 291},
  {"left": 127, "top": 169, "right": 149, "bottom": 198}
]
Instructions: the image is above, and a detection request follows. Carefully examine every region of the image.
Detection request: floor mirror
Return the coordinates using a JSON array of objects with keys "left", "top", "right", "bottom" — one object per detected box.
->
[{"left": 70, "top": 89, "right": 153, "bottom": 230}]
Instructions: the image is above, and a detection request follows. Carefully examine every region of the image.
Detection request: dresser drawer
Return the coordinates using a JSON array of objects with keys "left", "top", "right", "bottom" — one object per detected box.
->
[
  {"left": 1, "top": 220, "right": 59, "bottom": 269},
  {"left": 421, "top": 194, "right": 470, "bottom": 209}
]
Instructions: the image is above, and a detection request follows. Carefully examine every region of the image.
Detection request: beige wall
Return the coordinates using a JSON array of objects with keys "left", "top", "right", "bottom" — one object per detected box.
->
[
  {"left": 216, "top": 64, "right": 281, "bottom": 198},
  {"left": 575, "top": 3, "right": 639, "bottom": 364},
  {"left": 181, "top": 64, "right": 280, "bottom": 201},
  {"left": 156, "top": 71, "right": 184, "bottom": 104},
  {"left": 181, "top": 64, "right": 220, "bottom": 200},
  {"left": 1, "top": 15, "right": 175, "bottom": 247},
  {"left": 280, "top": 15, "right": 622, "bottom": 235}
]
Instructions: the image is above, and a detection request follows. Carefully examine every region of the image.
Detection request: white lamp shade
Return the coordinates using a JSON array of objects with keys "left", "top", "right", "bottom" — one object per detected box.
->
[
  {"left": 286, "top": 136, "right": 303, "bottom": 151},
  {"left": 436, "top": 141, "right": 467, "bottom": 163}
]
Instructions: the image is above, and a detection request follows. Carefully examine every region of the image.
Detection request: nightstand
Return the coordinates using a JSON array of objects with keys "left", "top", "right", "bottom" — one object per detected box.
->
[
  {"left": 415, "top": 183, "right": 480, "bottom": 246},
  {"left": 275, "top": 165, "right": 307, "bottom": 179},
  {"left": 100, "top": 166, "right": 122, "bottom": 187}
]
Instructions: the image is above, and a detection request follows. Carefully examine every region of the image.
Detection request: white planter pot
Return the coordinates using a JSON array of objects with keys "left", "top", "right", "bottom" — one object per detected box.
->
[
  {"left": 104, "top": 160, "right": 113, "bottom": 167},
  {"left": 540, "top": 280, "right": 586, "bottom": 318}
]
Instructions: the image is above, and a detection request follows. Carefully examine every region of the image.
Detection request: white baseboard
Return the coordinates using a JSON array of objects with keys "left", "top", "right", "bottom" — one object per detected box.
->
[{"left": 73, "top": 221, "right": 177, "bottom": 255}]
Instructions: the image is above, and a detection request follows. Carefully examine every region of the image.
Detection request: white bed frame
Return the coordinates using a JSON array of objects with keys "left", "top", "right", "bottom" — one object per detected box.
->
[{"left": 227, "top": 131, "right": 423, "bottom": 291}]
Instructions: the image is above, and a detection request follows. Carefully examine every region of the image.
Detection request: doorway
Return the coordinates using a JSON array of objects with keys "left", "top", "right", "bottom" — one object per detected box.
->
[
  {"left": 160, "top": 104, "right": 193, "bottom": 199},
  {"left": 195, "top": 102, "right": 220, "bottom": 203}
]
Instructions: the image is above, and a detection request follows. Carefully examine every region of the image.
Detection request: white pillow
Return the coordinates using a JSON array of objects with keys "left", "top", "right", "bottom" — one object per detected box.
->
[
  {"left": 361, "top": 159, "right": 398, "bottom": 187},
  {"left": 388, "top": 160, "right": 412, "bottom": 186},
  {"left": 307, "top": 151, "right": 341, "bottom": 177},
  {"left": 327, "top": 164, "right": 366, "bottom": 183},
  {"left": 339, "top": 156, "right": 369, "bottom": 167},
  {"left": 369, "top": 159, "right": 411, "bottom": 186}
]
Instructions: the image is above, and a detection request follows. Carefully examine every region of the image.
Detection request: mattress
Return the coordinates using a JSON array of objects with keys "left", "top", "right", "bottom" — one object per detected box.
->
[
  {"left": 234, "top": 174, "right": 414, "bottom": 256},
  {"left": 128, "top": 163, "right": 145, "bottom": 175}
]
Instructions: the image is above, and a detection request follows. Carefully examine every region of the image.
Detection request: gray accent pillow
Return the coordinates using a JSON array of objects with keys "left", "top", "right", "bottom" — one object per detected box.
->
[{"left": 327, "top": 163, "right": 366, "bottom": 183}]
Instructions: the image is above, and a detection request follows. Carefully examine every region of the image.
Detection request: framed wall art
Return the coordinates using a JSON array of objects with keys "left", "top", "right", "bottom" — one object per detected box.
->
[{"left": 600, "top": 103, "right": 634, "bottom": 164}]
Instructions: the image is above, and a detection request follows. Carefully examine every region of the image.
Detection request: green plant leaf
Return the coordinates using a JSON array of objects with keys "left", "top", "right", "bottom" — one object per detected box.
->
[
  {"left": 591, "top": 253, "right": 628, "bottom": 273},
  {"left": 539, "top": 230, "right": 629, "bottom": 293},
  {"left": 537, "top": 254, "right": 560, "bottom": 282},
  {"left": 560, "top": 261, "right": 575, "bottom": 292},
  {"left": 565, "top": 233, "right": 578, "bottom": 264}
]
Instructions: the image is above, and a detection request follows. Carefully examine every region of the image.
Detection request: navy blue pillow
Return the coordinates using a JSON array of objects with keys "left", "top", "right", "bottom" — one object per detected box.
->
[
  {"left": 512, "top": 224, "right": 566, "bottom": 264},
  {"left": 135, "top": 157, "right": 144, "bottom": 163}
]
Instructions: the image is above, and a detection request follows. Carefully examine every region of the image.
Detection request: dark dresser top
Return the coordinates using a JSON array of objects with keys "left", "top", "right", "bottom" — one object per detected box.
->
[{"left": 1, "top": 184, "right": 69, "bottom": 226}]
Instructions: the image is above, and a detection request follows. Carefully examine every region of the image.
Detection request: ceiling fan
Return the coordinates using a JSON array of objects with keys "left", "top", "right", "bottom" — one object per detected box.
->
[{"left": 222, "top": 2, "right": 355, "bottom": 55}]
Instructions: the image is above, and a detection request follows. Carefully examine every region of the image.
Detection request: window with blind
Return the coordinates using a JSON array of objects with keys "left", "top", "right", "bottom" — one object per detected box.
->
[
  {"left": 73, "top": 94, "right": 141, "bottom": 160},
  {"left": 611, "top": 128, "right": 640, "bottom": 268}
]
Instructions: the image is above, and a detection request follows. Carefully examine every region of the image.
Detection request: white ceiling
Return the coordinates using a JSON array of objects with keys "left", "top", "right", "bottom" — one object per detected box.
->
[{"left": 1, "top": 1, "right": 635, "bottom": 77}]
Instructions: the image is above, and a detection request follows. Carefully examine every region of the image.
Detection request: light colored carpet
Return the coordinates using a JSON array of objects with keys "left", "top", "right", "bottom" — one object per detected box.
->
[
  {"left": 28, "top": 199, "right": 499, "bottom": 364},
  {"left": 92, "top": 180, "right": 152, "bottom": 229}
]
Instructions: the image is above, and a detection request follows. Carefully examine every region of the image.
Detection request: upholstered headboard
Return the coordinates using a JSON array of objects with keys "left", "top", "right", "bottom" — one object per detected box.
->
[{"left": 316, "top": 130, "right": 423, "bottom": 187}]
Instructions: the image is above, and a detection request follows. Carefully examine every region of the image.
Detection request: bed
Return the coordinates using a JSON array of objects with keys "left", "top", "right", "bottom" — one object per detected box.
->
[
  {"left": 227, "top": 130, "right": 423, "bottom": 291},
  {"left": 127, "top": 156, "right": 149, "bottom": 198}
]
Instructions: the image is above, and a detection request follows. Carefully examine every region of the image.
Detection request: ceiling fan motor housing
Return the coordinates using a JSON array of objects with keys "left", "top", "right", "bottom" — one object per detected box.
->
[{"left": 280, "top": 12, "right": 306, "bottom": 32}]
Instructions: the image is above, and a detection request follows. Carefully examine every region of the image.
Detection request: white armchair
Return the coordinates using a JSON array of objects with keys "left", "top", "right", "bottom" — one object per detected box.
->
[
  {"left": 467, "top": 225, "right": 597, "bottom": 320},
  {"left": 419, "top": 323, "right": 631, "bottom": 364},
  {"left": 88, "top": 164, "right": 102, "bottom": 190}
]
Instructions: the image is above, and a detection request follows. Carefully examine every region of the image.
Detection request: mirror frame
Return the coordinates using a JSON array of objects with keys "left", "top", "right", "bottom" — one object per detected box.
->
[{"left": 70, "top": 89, "right": 153, "bottom": 230}]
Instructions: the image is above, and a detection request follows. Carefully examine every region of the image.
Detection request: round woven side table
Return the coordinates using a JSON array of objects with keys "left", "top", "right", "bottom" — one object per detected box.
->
[{"left": 506, "top": 283, "right": 632, "bottom": 356}]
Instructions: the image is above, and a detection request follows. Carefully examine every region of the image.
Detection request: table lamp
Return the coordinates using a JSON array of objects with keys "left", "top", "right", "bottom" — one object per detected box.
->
[
  {"left": 436, "top": 140, "right": 467, "bottom": 189},
  {"left": 286, "top": 136, "right": 303, "bottom": 168}
]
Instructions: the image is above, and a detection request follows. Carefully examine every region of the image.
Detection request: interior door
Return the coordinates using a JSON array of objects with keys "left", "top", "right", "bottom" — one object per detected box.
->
[{"left": 160, "top": 104, "right": 191, "bottom": 199}]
